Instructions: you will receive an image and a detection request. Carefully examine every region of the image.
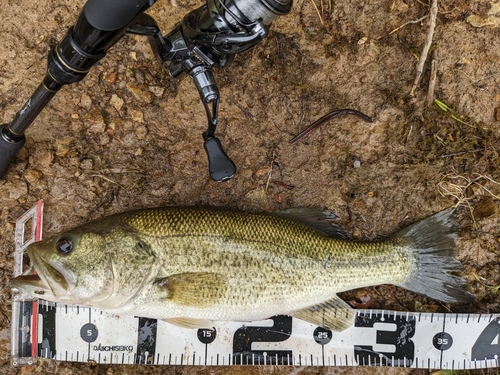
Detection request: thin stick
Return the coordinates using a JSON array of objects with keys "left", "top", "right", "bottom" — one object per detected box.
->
[
  {"left": 410, "top": 0, "right": 438, "bottom": 96},
  {"left": 309, "top": 0, "right": 324, "bottom": 25},
  {"left": 426, "top": 48, "right": 438, "bottom": 107},
  {"left": 440, "top": 148, "right": 484, "bottom": 158},
  {"left": 388, "top": 15, "right": 428, "bottom": 35}
]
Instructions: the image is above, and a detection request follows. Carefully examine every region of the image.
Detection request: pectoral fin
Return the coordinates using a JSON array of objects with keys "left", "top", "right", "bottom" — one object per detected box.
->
[
  {"left": 164, "top": 317, "right": 214, "bottom": 329},
  {"left": 290, "top": 295, "right": 355, "bottom": 331},
  {"left": 154, "top": 272, "right": 228, "bottom": 308}
]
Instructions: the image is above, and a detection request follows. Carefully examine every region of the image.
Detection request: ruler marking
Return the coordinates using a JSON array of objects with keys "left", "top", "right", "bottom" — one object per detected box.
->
[
  {"left": 322, "top": 342, "right": 325, "bottom": 366},
  {"left": 478, "top": 314, "right": 482, "bottom": 322},
  {"left": 439, "top": 313, "right": 446, "bottom": 368},
  {"left": 333, "top": 354, "right": 336, "bottom": 366},
  {"left": 467, "top": 314, "right": 470, "bottom": 323}
]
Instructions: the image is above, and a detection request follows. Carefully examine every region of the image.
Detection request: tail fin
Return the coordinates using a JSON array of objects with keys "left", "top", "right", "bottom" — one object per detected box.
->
[{"left": 393, "top": 208, "right": 475, "bottom": 303}]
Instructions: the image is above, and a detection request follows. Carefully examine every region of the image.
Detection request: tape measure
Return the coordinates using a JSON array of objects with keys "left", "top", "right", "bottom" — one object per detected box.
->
[{"left": 11, "top": 202, "right": 500, "bottom": 369}]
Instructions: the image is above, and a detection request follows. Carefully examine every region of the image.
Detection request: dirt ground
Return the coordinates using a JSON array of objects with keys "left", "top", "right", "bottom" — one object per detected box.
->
[{"left": 1, "top": 0, "right": 499, "bottom": 374}]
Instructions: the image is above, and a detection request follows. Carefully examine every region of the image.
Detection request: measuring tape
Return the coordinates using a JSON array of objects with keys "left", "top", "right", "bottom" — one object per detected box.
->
[{"left": 11, "top": 202, "right": 500, "bottom": 369}]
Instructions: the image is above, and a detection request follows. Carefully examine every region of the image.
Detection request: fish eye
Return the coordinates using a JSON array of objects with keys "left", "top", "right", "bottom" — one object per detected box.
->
[{"left": 56, "top": 238, "right": 73, "bottom": 254}]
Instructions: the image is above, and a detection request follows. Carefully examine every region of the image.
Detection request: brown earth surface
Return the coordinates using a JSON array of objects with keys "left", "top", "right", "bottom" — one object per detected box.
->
[{"left": 1, "top": 0, "right": 500, "bottom": 374}]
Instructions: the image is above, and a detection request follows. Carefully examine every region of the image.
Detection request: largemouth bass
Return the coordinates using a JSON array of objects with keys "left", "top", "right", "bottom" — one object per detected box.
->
[{"left": 12, "top": 207, "right": 473, "bottom": 330}]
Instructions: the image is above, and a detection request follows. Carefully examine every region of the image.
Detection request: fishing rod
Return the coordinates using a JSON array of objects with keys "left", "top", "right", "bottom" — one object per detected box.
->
[{"left": 0, "top": 0, "right": 292, "bottom": 182}]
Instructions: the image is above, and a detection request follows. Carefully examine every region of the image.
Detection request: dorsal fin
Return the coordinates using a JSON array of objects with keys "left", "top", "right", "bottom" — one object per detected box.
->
[{"left": 272, "top": 207, "right": 347, "bottom": 239}]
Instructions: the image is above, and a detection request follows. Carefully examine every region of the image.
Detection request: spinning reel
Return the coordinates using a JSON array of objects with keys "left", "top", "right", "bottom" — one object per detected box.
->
[{"left": 0, "top": 0, "right": 292, "bottom": 181}]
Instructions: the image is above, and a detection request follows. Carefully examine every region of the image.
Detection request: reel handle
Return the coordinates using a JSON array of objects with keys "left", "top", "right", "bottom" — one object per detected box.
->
[{"left": 204, "top": 137, "right": 236, "bottom": 182}]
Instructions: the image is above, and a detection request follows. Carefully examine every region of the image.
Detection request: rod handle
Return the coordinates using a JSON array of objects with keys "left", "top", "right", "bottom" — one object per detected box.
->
[{"left": 0, "top": 125, "right": 26, "bottom": 178}]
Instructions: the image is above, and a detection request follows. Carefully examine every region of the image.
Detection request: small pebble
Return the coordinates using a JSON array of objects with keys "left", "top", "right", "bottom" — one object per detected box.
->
[
  {"left": 85, "top": 108, "right": 106, "bottom": 133},
  {"left": 24, "top": 169, "right": 43, "bottom": 184},
  {"left": 127, "top": 83, "right": 154, "bottom": 104},
  {"left": 131, "top": 110, "right": 144, "bottom": 123},
  {"left": 353, "top": 159, "right": 361, "bottom": 168},
  {"left": 109, "top": 94, "right": 124, "bottom": 111},
  {"left": 80, "top": 93, "right": 92, "bottom": 109},
  {"left": 104, "top": 71, "right": 118, "bottom": 84},
  {"left": 149, "top": 86, "right": 165, "bottom": 97}
]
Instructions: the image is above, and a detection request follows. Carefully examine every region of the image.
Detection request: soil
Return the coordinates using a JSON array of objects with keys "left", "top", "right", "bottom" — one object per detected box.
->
[{"left": 1, "top": 0, "right": 499, "bottom": 374}]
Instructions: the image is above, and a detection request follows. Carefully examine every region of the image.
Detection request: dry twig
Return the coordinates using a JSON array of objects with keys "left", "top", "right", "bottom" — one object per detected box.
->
[
  {"left": 388, "top": 15, "right": 428, "bottom": 36},
  {"left": 309, "top": 0, "right": 324, "bottom": 25},
  {"left": 425, "top": 48, "right": 438, "bottom": 107},
  {"left": 410, "top": 0, "right": 438, "bottom": 96}
]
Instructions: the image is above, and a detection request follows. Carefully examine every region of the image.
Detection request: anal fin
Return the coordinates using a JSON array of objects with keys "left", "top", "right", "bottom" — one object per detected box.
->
[{"left": 290, "top": 295, "right": 355, "bottom": 331}]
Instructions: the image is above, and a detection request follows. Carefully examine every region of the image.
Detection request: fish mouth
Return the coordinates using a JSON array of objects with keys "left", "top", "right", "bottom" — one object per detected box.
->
[
  {"left": 12, "top": 259, "right": 72, "bottom": 300},
  {"left": 11, "top": 274, "right": 51, "bottom": 296}
]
